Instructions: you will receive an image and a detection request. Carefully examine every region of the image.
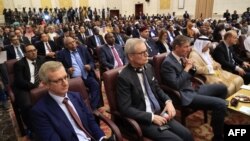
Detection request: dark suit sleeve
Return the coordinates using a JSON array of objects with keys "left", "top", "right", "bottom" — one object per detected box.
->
[
  {"left": 117, "top": 74, "right": 153, "bottom": 125},
  {"left": 13, "top": 61, "right": 37, "bottom": 90},
  {"left": 161, "top": 59, "right": 192, "bottom": 90},
  {"left": 213, "top": 46, "right": 236, "bottom": 71},
  {"left": 99, "top": 47, "right": 114, "bottom": 69},
  {"left": 31, "top": 107, "right": 62, "bottom": 141}
]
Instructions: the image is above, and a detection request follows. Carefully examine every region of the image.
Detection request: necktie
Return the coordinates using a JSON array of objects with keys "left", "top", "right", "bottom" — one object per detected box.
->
[
  {"left": 72, "top": 51, "right": 88, "bottom": 79},
  {"left": 16, "top": 46, "right": 23, "bottom": 58},
  {"left": 228, "top": 48, "right": 235, "bottom": 64},
  {"left": 111, "top": 47, "right": 123, "bottom": 67},
  {"left": 95, "top": 36, "right": 101, "bottom": 46},
  {"left": 45, "top": 42, "right": 52, "bottom": 52},
  {"left": 62, "top": 98, "right": 95, "bottom": 141},
  {"left": 32, "top": 61, "right": 40, "bottom": 85},
  {"left": 145, "top": 41, "right": 152, "bottom": 52},
  {"left": 140, "top": 69, "right": 161, "bottom": 113},
  {"left": 117, "top": 34, "right": 124, "bottom": 46}
]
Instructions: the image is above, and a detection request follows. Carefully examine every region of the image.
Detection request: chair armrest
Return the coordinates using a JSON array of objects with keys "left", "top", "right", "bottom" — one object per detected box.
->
[
  {"left": 6, "top": 85, "right": 15, "bottom": 103},
  {"left": 93, "top": 110, "right": 123, "bottom": 141},
  {"left": 108, "top": 111, "right": 143, "bottom": 141},
  {"left": 192, "top": 74, "right": 206, "bottom": 85},
  {"left": 160, "top": 84, "right": 181, "bottom": 98}
]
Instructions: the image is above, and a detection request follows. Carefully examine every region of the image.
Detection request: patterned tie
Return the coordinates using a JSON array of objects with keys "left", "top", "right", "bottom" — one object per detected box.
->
[
  {"left": 72, "top": 51, "right": 88, "bottom": 79},
  {"left": 111, "top": 47, "right": 123, "bottom": 67},
  {"left": 62, "top": 98, "right": 95, "bottom": 141},
  {"left": 32, "top": 61, "right": 40, "bottom": 85},
  {"left": 140, "top": 69, "right": 161, "bottom": 113},
  {"left": 16, "top": 46, "right": 23, "bottom": 58},
  {"left": 45, "top": 42, "right": 52, "bottom": 52}
]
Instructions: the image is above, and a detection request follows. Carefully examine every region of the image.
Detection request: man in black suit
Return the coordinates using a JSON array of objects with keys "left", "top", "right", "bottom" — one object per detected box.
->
[
  {"left": 117, "top": 38, "right": 193, "bottom": 141},
  {"left": 76, "top": 26, "right": 87, "bottom": 45},
  {"left": 113, "top": 26, "right": 126, "bottom": 47},
  {"left": 161, "top": 35, "right": 227, "bottom": 141},
  {"left": 99, "top": 33, "right": 126, "bottom": 74},
  {"left": 139, "top": 26, "right": 159, "bottom": 60},
  {"left": 213, "top": 30, "right": 250, "bottom": 84},
  {"left": 13, "top": 44, "right": 45, "bottom": 132},
  {"left": 87, "top": 26, "right": 105, "bottom": 56},
  {"left": 5, "top": 35, "right": 25, "bottom": 60},
  {"left": 35, "top": 33, "right": 57, "bottom": 61},
  {"left": 15, "top": 29, "right": 31, "bottom": 46}
]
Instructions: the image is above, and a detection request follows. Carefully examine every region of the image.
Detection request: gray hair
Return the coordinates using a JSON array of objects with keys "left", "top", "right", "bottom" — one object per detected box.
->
[
  {"left": 39, "top": 61, "right": 64, "bottom": 83},
  {"left": 124, "top": 38, "right": 144, "bottom": 56}
]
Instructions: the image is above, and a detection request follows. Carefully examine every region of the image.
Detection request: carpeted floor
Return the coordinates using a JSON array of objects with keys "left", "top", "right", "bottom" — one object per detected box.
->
[{"left": 1, "top": 86, "right": 250, "bottom": 141}]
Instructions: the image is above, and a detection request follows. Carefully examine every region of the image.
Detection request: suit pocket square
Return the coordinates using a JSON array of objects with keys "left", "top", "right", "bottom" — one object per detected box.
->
[{"left": 152, "top": 77, "right": 155, "bottom": 81}]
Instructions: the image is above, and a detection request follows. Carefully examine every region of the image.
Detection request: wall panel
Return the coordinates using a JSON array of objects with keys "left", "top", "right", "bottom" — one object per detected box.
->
[{"left": 41, "top": 0, "right": 52, "bottom": 8}]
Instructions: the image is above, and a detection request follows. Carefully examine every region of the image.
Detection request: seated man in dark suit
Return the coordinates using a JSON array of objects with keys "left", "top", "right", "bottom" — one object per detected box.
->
[
  {"left": 139, "top": 26, "right": 159, "bottom": 61},
  {"left": 87, "top": 26, "right": 105, "bottom": 56},
  {"left": 117, "top": 38, "right": 193, "bottom": 141},
  {"left": 161, "top": 35, "right": 227, "bottom": 141},
  {"left": 56, "top": 37, "right": 101, "bottom": 109},
  {"left": 5, "top": 35, "right": 25, "bottom": 60},
  {"left": 13, "top": 44, "right": 45, "bottom": 133},
  {"left": 35, "top": 33, "right": 58, "bottom": 61},
  {"left": 31, "top": 61, "right": 107, "bottom": 141},
  {"left": 15, "top": 29, "right": 31, "bottom": 46},
  {"left": 76, "top": 26, "right": 87, "bottom": 45},
  {"left": 99, "top": 33, "right": 126, "bottom": 73},
  {"left": 212, "top": 30, "right": 250, "bottom": 84}
]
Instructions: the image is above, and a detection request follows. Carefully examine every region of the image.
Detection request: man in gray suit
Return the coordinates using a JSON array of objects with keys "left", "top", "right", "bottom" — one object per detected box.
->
[
  {"left": 161, "top": 35, "right": 227, "bottom": 141},
  {"left": 117, "top": 38, "right": 193, "bottom": 141}
]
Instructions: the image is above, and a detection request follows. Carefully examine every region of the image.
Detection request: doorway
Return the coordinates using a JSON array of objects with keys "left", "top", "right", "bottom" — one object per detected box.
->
[
  {"left": 110, "top": 10, "right": 120, "bottom": 18},
  {"left": 135, "top": 4, "right": 143, "bottom": 19}
]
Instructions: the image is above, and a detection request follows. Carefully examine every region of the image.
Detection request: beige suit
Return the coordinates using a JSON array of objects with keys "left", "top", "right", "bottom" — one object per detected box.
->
[{"left": 189, "top": 50, "right": 243, "bottom": 96}]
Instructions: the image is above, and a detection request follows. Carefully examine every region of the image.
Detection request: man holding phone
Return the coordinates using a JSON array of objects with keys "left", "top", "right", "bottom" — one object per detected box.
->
[{"left": 116, "top": 38, "right": 193, "bottom": 141}]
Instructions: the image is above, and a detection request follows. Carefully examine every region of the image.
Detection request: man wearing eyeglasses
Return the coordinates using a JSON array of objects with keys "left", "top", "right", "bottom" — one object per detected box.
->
[
  {"left": 13, "top": 44, "right": 45, "bottom": 137},
  {"left": 117, "top": 38, "right": 193, "bottom": 141},
  {"left": 31, "top": 61, "right": 108, "bottom": 141}
]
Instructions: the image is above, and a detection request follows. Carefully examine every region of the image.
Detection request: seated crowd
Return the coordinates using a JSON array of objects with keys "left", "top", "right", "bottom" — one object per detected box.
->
[{"left": 1, "top": 7, "right": 250, "bottom": 141}]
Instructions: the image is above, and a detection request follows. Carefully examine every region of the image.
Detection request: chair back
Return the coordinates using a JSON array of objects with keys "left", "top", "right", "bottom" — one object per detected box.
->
[
  {"left": 152, "top": 53, "right": 167, "bottom": 84},
  {"left": 103, "top": 67, "right": 124, "bottom": 113},
  {"left": 5, "top": 59, "right": 18, "bottom": 102},
  {"left": 4, "top": 59, "right": 27, "bottom": 135},
  {"left": 30, "top": 77, "right": 91, "bottom": 110}
]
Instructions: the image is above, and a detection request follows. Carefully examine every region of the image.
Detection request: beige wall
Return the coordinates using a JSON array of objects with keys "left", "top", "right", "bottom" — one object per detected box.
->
[{"left": 1, "top": 0, "right": 250, "bottom": 18}]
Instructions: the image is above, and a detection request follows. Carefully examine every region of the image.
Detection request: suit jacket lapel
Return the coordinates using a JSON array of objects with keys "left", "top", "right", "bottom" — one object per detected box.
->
[
  {"left": 128, "top": 65, "right": 145, "bottom": 101},
  {"left": 169, "top": 53, "right": 183, "bottom": 72},
  {"left": 46, "top": 94, "right": 75, "bottom": 133},
  {"left": 23, "top": 58, "right": 31, "bottom": 81}
]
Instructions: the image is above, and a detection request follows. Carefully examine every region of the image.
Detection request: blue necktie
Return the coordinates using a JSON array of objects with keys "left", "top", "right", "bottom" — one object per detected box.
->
[
  {"left": 16, "top": 46, "right": 23, "bottom": 58},
  {"left": 117, "top": 34, "right": 124, "bottom": 45},
  {"left": 141, "top": 69, "right": 161, "bottom": 113},
  {"left": 72, "top": 51, "right": 88, "bottom": 79}
]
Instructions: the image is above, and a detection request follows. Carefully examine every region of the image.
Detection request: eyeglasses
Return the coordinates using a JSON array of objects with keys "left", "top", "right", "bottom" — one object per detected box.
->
[
  {"left": 48, "top": 75, "right": 68, "bottom": 84},
  {"left": 131, "top": 49, "right": 148, "bottom": 56},
  {"left": 26, "top": 49, "right": 37, "bottom": 53}
]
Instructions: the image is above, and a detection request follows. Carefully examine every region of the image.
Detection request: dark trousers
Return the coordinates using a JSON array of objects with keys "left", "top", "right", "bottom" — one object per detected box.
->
[
  {"left": 141, "top": 119, "right": 194, "bottom": 141},
  {"left": 83, "top": 76, "right": 101, "bottom": 110},
  {"left": 188, "top": 84, "right": 227, "bottom": 141},
  {"left": 13, "top": 88, "right": 32, "bottom": 130}
]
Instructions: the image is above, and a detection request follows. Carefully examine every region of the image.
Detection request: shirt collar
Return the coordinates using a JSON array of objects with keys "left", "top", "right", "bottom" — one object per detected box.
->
[
  {"left": 172, "top": 51, "right": 182, "bottom": 63},
  {"left": 49, "top": 91, "right": 68, "bottom": 105}
]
